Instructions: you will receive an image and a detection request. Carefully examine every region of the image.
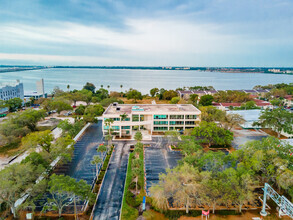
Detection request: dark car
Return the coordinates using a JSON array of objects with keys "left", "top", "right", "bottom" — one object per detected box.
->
[{"left": 129, "top": 145, "right": 135, "bottom": 152}]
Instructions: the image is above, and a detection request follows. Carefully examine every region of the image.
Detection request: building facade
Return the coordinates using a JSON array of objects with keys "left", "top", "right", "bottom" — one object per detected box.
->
[
  {"left": 102, "top": 103, "right": 201, "bottom": 137},
  {"left": 0, "top": 80, "right": 24, "bottom": 101},
  {"left": 24, "top": 78, "right": 47, "bottom": 101}
]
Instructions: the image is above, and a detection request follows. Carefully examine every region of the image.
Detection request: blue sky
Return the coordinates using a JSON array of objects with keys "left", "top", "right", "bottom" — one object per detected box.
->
[{"left": 0, "top": 0, "right": 293, "bottom": 66}]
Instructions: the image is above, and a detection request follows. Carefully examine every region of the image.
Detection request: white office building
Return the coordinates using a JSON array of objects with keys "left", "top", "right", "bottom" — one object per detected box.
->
[
  {"left": 102, "top": 103, "right": 201, "bottom": 138},
  {"left": 24, "top": 79, "right": 47, "bottom": 100},
  {"left": 0, "top": 80, "right": 24, "bottom": 101}
]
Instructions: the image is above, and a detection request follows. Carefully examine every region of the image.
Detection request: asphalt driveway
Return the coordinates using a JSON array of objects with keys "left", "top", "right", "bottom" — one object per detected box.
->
[{"left": 92, "top": 141, "right": 129, "bottom": 220}]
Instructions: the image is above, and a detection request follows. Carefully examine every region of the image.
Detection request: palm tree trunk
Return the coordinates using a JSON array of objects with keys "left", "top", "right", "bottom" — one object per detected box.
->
[
  {"left": 74, "top": 196, "right": 77, "bottom": 220},
  {"left": 186, "top": 197, "right": 189, "bottom": 214},
  {"left": 136, "top": 177, "right": 138, "bottom": 195}
]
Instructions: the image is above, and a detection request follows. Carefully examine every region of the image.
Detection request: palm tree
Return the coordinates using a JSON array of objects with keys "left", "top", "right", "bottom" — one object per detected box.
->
[
  {"left": 120, "top": 84, "right": 123, "bottom": 97},
  {"left": 104, "top": 118, "right": 114, "bottom": 147},
  {"left": 120, "top": 113, "right": 128, "bottom": 121},
  {"left": 132, "top": 167, "right": 141, "bottom": 195},
  {"left": 67, "top": 84, "right": 70, "bottom": 91},
  {"left": 101, "top": 85, "right": 103, "bottom": 88},
  {"left": 97, "top": 144, "right": 107, "bottom": 156},
  {"left": 134, "top": 131, "right": 142, "bottom": 143},
  {"left": 91, "top": 155, "right": 103, "bottom": 176},
  {"left": 107, "top": 85, "right": 110, "bottom": 89}
]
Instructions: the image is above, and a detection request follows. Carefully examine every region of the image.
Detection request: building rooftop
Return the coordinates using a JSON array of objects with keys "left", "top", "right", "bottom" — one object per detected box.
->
[
  {"left": 104, "top": 104, "right": 200, "bottom": 115},
  {"left": 0, "top": 81, "right": 22, "bottom": 88}
]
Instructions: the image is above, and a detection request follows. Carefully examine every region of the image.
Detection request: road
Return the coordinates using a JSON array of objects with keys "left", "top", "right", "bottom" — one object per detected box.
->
[{"left": 92, "top": 141, "right": 129, "bottom": 220}]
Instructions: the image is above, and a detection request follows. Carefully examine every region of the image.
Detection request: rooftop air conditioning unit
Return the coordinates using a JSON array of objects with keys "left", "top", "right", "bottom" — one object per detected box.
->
[
  {"left": 113, "top": 102, "right": 118, "bottom": 106},
  {"left": 116, "top": 107, "right": 121, "bottom": 111}
]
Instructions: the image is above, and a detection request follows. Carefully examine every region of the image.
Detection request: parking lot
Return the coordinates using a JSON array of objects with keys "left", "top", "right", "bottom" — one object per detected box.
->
[
  {"left": 232, "top": 128, "right": 268, "bottom": 149},
  {"left": 144, "top": 137, "right": 182, "bottom": 195},
  {"left": 34, "top": 122, "right": 104, "bottom": 212}
]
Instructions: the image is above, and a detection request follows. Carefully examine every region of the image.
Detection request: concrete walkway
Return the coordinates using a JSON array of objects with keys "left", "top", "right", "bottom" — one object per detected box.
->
[{"left": 92, "top": 142, "right": 129, "bottom": 220}]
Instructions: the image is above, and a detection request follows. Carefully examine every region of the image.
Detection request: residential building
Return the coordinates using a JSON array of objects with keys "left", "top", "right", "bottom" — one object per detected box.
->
[
  {"left": 0, "top": 80, "right": 24, "bottom": 101},
  {"left": 102, "top": 103, "right": 201, "bottom": 138},
  {"left": 284, "top": 95, "right": 292, "bottom": 107}
]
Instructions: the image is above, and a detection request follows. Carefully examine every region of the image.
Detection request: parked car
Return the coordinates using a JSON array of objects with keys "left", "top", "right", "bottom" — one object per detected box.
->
[{"left": 130, "top": 145, "right": 135, "bottom": 152}]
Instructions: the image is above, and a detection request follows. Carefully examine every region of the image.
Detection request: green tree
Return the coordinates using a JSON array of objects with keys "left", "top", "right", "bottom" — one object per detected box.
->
[
  {"left": 162, "top": 90, "right": 177, "bottom": 100},
  {"left": 5, "top": 97, "right": 23, "bottom": 112},
  {"left": 96, "top": 88, "right": 109, "bottom": 100},
  {"left": 221, "top": 168, "right": 257, "bottom": 212},
  {"left": 120, "top": 113, "right": 128, "bottom": 121},
  {"left": 21, "top": 152, "right": 49, "bottom": 169},
  {"left": 199, "top": 94, "right": 214, "bottom": 106},
  {"left": 0, "top": 163, "right": 44, "bottom": 218},
  {"left": 191, "top": 121, "right": 233, "bottom": 147},
  {"left": 21, "top": 130, "right": 53, "bottom": 153},
  {"left": 74, "top": 104, "right": 86, "bottom": 115},
  {"left": 164, "top": 130, "right": 180, "bottom": 147},
  {"left": 132, "top": 168, "right": 141, "bottom": 195},
  {"left": 83, "top": 82, "right": 96, "bottom": 93},
  {"left": 104, "top": 118, "right": 114, "bottom": 147},
  {"left": 52, "top": 100, "right": 73, "bottom": 114},
  {"left": 150, "top": 88, "right": 159, "bottom": 97},
  {"left": 253, "top": 108, "right": 293, "bottom": 138},
  {"left": 189, "top": 94, "right": 199, "bottom": 104},
  {"left": 97, "top": 144, "right": 107, "bottom": 155},
  {"left": 84, "top": 104, "right": 104, "bottom": 116},
  {"left": 91, "top": 155, "right": 103, "bottom": 176},
  {"left": 58, "top": 119, "right": 84, "bottom": 138},
  {"left": 44, "top": 174, "right": 92, "bottom": 218},
  {"left": 270, "top": 99, "right": 283, "bottom": 107},
  {"left": 220, "top": 113, "right": 245, "bottom": 130},
  {"left": 13, "top": 109, "right": 46, "bottom": 131},
  {"left": 241, "top": 100, "right": 258, "bottom": 110},
  {"left": 199, "top": 106, "right": 225, "bottom": 122},
  {"left": 179, "top": 138, "right": 202, "bottom": 157},
  {"left": 126, "top": 89, "right": 143, "bottom": 102},
  {"left": 170, "top": 97, "right": 180, "bottom": 104},
  {"left": 80, "top": 89, "right": 93, "bottom": 105},
  {"left": 50, "top": 135, "right": 75, "bottom": 162},
  {"left": 134, "top": 131, "right": 142, "bottom": 142}
]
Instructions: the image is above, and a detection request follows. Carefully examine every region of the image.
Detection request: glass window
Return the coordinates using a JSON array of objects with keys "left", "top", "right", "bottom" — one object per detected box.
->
[
  {"left": 170, "top": 115, "right": 184, "bottom": 119},
  {"left": 186, "top": 115, "right": 197, "bottom": 119},
  {"left": 154, "top": 121, "right": 168, "bottom": 125},
  {"left": 140, "top": 115, "right": 144, "bottom": 121},
  {"left": 185, "top": 121, "right": 195, "bottom": 125},
  {"left": 154, "top": 127, "right": 168, "bottom": 131},
  {"left": 112, "top": 126, "right": 120, "bottom": 130},
  {"left": 154, "top": 115, "right": 168, "bottom": 119},
  {"left": 122, "top": 126, "right": 130, "bottom": 129},
  {"left": 132, "top": 115, "right": 139, "bottom": 121},
  {"left": 170, "top": 121, "right": 184, "bottom": 125}
]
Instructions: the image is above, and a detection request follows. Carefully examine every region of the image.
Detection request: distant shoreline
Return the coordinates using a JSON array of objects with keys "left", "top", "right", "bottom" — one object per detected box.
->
[{"left": 0, "top": 65, "right": 292, "bottom": 75}]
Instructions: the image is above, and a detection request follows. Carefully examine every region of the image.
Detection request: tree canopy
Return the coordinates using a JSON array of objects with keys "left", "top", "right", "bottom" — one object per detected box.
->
[
  {"left": 253, "top": 108, "right": 293, "bottom": 137},
  {"left": 191, "top": 121, "right": 233, "bottom": 147},
  {"left": 199, "top": 94, "right": 214, "bottom": 106}
]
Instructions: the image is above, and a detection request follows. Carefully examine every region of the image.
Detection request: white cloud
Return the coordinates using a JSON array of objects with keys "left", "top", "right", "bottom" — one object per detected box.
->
[
  {"left": 0, "top": 19, "right": 241, "bottom": 54},
  {"left": 0, "top": 53, "right": 125, "bottom": 65}
]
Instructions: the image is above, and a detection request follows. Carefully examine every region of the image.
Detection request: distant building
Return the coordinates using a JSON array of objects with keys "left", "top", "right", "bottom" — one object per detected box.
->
[
  {"left": 0, "top": 80, "right": 24, "bottom": 101},
  {"left": 179, "top": 89, "right": 270, "bottom": 100},
  {"left": 102, "top": 103, "right": 201, "bottom": 138},
  {"left": 24, "top": 78, "right": 47, "bottom": 100},
  {"left": 228, "top": 110, "right": 262, "bottom": 129}
]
